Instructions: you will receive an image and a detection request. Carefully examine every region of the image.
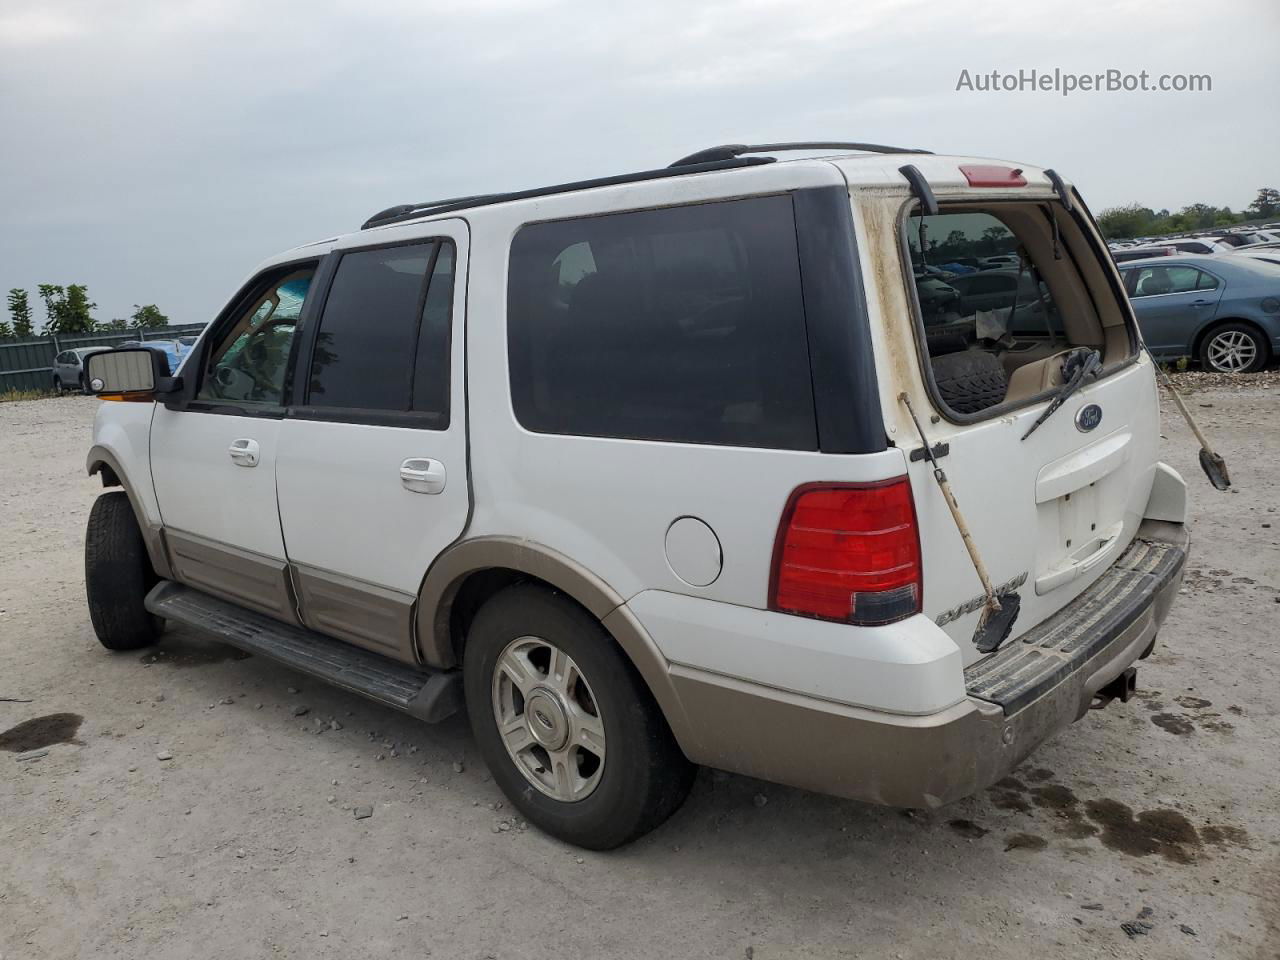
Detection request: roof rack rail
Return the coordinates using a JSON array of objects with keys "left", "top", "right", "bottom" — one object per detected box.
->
[
  {"left": 360, "top": 156, "right": 775, "bottom": 231},
  {"left": 669, "top": 141, "right": 932, "bottom": 167},
  {"left": 361, "top": 194, "right": 502, "bottom": 230}
]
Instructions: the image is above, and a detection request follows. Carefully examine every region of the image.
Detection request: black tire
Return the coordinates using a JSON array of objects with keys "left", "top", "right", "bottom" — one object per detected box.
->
[
  {"left": 78, "top": 372, "right": 89, "bottom": 394},
  {"left": 1199, "top": 321, "right": 1269, "bottom": 373},
  {"left": 931, "top": 348, "right": 1008, "bottom": 414},
  {"left": 53, "top": 375, "right": 64, "bottom": 393},
  {"left": 463, "top": 583, "right": 694, "bottom": 850},
  {"left": 85, "top": 492, "right": 162, "bottom": 650}
]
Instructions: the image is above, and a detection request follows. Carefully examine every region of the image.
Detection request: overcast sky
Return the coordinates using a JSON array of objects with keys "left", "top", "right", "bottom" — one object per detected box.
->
[{"left": 2, "top": 0, "right": 1277, "bottom": 327}]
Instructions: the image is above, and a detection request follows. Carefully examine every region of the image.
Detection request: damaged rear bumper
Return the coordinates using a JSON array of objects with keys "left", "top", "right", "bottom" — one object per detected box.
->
[{"left": 667, "top": 518, "right": 1188, "bottom": 808}]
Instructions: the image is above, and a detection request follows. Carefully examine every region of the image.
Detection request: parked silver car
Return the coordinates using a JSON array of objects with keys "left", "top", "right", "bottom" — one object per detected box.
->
[{"left": 52, "top": 347, "right": 107, "bottom": 393}]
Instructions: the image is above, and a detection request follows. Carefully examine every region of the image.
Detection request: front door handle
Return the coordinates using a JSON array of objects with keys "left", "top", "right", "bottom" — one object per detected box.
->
[
  {"left": 228, "top": 438, "right": 260, "bottom": 467},
  {"left": 400, "top": 458, "right": 446, "bottom": 495}
]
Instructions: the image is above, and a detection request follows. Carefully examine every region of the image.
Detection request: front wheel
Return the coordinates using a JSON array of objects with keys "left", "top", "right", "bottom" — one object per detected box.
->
[
  {"left": 463, "top": 583, "right": 694, "bottom": 849},
  {"left": 1200, "top": 322, "right": 1268, "bottom": 373},
  {"left": 85, "top": 492, "right": 162, "bottom": 650}
]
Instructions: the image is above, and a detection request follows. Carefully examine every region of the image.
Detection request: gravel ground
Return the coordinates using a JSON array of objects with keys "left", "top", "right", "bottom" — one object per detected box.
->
[{"left": 1, "top": 383, "right": 1277, "bottom": 960}]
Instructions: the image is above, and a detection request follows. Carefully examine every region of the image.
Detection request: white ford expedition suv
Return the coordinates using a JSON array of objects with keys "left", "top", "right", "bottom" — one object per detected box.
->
[{"left": 83, "top": 142, "right": 1189, "bottom": 849}]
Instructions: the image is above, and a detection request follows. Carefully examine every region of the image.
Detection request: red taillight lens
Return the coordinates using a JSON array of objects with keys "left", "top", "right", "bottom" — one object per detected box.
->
[{"left": 769, "top": 479, "right": 922, "bottom": 626}]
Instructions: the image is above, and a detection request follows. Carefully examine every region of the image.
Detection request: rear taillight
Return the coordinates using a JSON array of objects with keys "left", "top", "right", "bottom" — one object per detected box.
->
[{"left": 769, "top": 479, "right": 922, "bottom": 626}]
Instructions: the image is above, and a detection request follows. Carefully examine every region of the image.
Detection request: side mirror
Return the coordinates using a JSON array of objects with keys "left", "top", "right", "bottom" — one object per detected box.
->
[{"left": 85, "top": 348, "right": 178, "bottom": 399}]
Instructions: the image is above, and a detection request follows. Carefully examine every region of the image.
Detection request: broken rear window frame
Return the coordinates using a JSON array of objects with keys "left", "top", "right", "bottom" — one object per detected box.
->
[{"left": 894, "top": 196, "right": 1139, "bottom": 426}]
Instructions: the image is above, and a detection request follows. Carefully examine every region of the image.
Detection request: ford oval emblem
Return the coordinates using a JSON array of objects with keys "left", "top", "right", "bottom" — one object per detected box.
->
[{"left": 1076, "top": 403, "right": 1103, "bottom": 433}]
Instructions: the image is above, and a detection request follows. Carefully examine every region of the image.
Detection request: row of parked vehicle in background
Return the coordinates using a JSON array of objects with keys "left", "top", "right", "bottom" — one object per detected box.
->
[
  {"left": 1103, "top": 226, "right": 1280, "bottom": 372},
  {"left": 52, "top": 336, "right": 197, "bottom": 393}
]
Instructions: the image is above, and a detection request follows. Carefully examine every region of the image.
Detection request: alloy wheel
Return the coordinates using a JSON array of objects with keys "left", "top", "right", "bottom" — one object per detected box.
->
[
  {"left": 491, "top": 635, "right": 606, "bottom": 802},
  {"left": 1205, "top": 330, "right": 1258, "bottom": 372}
]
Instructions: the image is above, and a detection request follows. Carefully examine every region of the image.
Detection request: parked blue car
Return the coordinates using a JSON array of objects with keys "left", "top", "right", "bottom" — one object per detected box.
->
[{"left": 1119, "top": 254, "right": 1280, "bottom": 372}]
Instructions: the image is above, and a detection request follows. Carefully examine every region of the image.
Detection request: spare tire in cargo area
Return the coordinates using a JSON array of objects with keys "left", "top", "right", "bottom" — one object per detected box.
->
[{"left": 931, "top": 349, "right": 1008, "bottom": 415}]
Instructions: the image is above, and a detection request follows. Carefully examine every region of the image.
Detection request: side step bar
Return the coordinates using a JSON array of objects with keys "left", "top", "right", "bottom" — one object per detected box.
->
[{"left": 145, "top": 581, "right": 463, "bottom": 723}]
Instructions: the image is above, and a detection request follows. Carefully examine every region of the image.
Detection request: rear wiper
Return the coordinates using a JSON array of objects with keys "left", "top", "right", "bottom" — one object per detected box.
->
[{"left": 1020, "top": 348, "right": 1102, "bottom": 441}]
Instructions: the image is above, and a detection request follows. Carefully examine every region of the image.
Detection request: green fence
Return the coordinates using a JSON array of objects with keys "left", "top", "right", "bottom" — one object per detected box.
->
[{"left": 0, "top": 325, "right": 206, "bottom": 393}]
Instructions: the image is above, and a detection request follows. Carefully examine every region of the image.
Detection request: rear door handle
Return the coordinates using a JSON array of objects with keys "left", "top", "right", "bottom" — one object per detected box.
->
[
  {"left": 228, "top": 438, "right": 260, "bottom": 467},
  {"left": 1190, "top": 299, "right": 1213, "bottom": 306},
  {"left": 400, "top": 458, "right": 446, "bottom": 495}
]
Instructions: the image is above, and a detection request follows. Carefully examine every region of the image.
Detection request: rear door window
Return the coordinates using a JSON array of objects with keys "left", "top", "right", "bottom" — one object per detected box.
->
[
  {"left": 507, "top": 196, "right": 817, "bottom": 450},
  {"left": 306, "top": 240, "right": 454, "bottom": 424},
  {"left": 1128, "top": 265, "right": 1210, "bottom": 297}
]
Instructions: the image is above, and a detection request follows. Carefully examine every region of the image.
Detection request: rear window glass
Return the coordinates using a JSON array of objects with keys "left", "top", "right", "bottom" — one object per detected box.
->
[
  {"left": 507, "top": 196, "right": 817, "bottom": 449},
  {"left": 308, "top": 241, "right": 452, "bottom": 420}
]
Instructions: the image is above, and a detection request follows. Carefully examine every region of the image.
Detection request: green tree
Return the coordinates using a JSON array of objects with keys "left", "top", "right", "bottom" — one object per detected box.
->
[
  {"left": 1248, "top": 188, "right": 1280, "bottom": 220},
  {"left": 106, "top": 317, "right": 129, "bottom": 331},
  {"left": 130, "top": 303, "right": 170, "bottom": 329},
  {"left": 38, "top": 283, "right": 98, "bottom": 334},
  {"left": 1096, "top": 203, "right": 1155, "bottom": 240},
  {"left": 0, "top": 320, "right": 13, "bottom": 339},
  {"left": 7, "top": 288, "right": 34, "bottom": 337}
]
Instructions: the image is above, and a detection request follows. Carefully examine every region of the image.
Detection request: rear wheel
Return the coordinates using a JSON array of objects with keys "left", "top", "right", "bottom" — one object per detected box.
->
[
  {"left": 53, "top": 375, "right": 64, "bottom": 393},
  {"left": 463, "top": 583, "right": 694, "bottom": 849},
  {"left": 1200, "top": 322, "right": 1268, "bottom": 373},
  {"left": 85, "top": 492, "right": 162, "bottom": 650},
  {"left": 78, "top": 372, "right": 89, "bottom": 394}
]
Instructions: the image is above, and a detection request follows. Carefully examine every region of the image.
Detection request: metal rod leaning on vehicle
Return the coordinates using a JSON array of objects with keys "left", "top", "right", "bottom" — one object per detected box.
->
[
  {"left": 899, "top": 392, "right": 1020, "bottom": 653},
  {"left": 1151, "top": 358, "right": 1231, "bottom": 490}
]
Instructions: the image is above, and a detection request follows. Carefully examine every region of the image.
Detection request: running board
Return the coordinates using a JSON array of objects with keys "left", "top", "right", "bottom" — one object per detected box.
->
[{"left": 144, "top": 581, "right": 462, "bottom": 723}]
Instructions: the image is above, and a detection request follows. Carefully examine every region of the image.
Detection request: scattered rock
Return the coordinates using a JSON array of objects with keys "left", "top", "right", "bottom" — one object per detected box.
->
[
  {"left": 1082, "top": 903, "right": 1103, "bottom": 911},
  {"left": 220, "top": 696, "right": 235, "bottom": 705},
  {"left": 156, "top": 750, "right": 173, "bottom": 761},
  {"left": 353, "top": 805, "right": 373, "bottom": 820},
  {"left": 1179, "top": 924, "right": 1197, "bottom": 936},
  {"left": 397, "top": 913, "right": 409, "bottom": 921},
  {"left": 752, "top": 793, "right": 769, "bottom": 808},
  {"left": 288, "top": 687, "right": 299, "bottom": 694},
  {"left": 1120, "top": 920, "right": 1154, "bottom": 939},
  {"left": 329, "top": 720, "right": 342, "bottom": 731},
  {"left": 15, "top": 749, "right": 48, "bottom": 763},
  {"left": 235, "top": 848, "right": 246, "bottom": 859},
  {"left": 292, "top": 705, "right": 310, "bottom": 717},
  {"left": 452, "top": 761, "right": 465, "bottom": 774},
  {"left": 327, "top": 796, "right": 336, "bottom": 804}
]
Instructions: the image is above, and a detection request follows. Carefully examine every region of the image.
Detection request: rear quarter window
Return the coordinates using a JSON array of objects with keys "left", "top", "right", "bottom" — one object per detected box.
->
[{"left": 506, "top": 196, "right": 818, "bottom": 450}]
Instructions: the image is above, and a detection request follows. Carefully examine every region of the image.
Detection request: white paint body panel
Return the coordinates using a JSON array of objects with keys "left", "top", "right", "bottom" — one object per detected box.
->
[
  {"left": 628, "top": 590, "right": 965, "bottom": 715},
  {"left": 150, "top": 408, "right": 288, "bottom": 559},
  {"left": 91, "top": 402, "right": 162, "bottom": 525}
]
